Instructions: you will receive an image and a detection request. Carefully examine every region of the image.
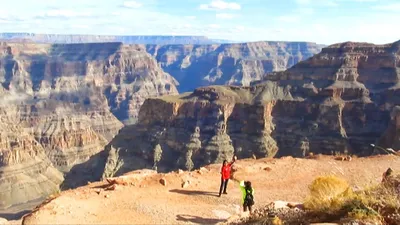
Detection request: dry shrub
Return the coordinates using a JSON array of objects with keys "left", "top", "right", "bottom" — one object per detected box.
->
[
  {"left": 304, "top": 175, "right": 353, "bottom": 213},
  {"left": 304, "top": 174, "right": 400, "bottom": 224}
]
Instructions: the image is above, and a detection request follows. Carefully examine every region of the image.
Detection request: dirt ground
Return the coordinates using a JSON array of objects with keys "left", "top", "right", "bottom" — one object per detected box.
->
[{"left": 19, "top": 154, "right": 400, "bottom": 225}]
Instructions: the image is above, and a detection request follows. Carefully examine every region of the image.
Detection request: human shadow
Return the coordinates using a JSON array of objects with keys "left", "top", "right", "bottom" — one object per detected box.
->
[
  {"left": 176, "top": 214, "right": 225, "bottom": 224},
  {"left": 169, "top": 189, "right": 219, "bottom": 197}
]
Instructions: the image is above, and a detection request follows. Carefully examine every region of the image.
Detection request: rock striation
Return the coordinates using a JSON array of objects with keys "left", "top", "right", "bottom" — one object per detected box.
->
[
  {"left": 0, "top": 112, "right": 63, "bottom": 210},
  {"left": 378, "top": 106, "right": 400, "bottom": 151},
  {"left": 146, "top": 42, "right": 323, "bottom": 92},
  {"left": 0, "top": 41, "right": 178, "bottom": 209},
  {"left": 102, "top": 40, "right": 400, "bottom": 177}
]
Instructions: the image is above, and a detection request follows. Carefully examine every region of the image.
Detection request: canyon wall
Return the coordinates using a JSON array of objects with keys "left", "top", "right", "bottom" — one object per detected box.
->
[
  {"left": 146, "top": 41, "right": 323, "bottom": 92},
  {"left": 102, "top": 40, "right": 400, "bottom": 177},
  {"left": 0, "top": 109, "right": 63, "bottom": 210},
  {"left": 0, "top": 41, "right": 178, "bottom": 209}
]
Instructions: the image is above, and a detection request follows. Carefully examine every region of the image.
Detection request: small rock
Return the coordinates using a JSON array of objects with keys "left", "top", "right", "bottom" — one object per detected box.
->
[
  {"left": 95, "top": 189, "right": 101, "bottom": 195},
  {"left": 159, "top": 178, "right": 167, "bottom": 186},
  {"left": 105, "top": 194, "right": 110, "bottom": 198},
  {"left": 182, "top": 180, "right": 190, "bottom": 188},
  {"left": 0, "top": 217, "right": 8, "bottom": 224},
  {"left": 178, "top": 169, "right": 184, "bottom": 174},
  {"left": 252, "top": 154, "right": 257, "bottom": 160},
  {"left": 263, "top": 167, "right": 272, "bottom": 171},
  {"left": 199, "top": 167, "right": 209, "bottom": 173},
  {"left": 104, "top": 184, "right": 117, "bottom": 191}
]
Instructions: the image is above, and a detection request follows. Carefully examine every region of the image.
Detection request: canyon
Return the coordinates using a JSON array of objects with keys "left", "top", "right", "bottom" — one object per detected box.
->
[
  {"left": 0, "top": 41, "right": 176, "bottom": 211},
  {"left": 100, "top": 40, "right": 400, "bottom": 178},
  {"left": 146, "top": 41, "right": 323, "bottom": 92},
  {"left": 0, "top": 39, "right": 322, "bottom": 213}
]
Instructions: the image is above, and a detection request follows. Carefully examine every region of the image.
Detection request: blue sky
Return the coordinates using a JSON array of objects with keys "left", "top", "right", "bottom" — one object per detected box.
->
[{"left": 0, "top": 0, "right": 399, "bottom": 44}]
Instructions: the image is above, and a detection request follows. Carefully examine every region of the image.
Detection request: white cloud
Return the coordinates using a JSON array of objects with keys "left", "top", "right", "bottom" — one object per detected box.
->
[
  {"left": 216, "top": 13, "right": 236, "bottom": 19},
  {"left": 277, "top": 15, "right": 300, "bottom": 23},
  {"left": 295, "top": 7, "right": 314, "bottom": 15},
  {"left": 200, "top": 0, "right": 241, "bottom": 10},
  {"left": 122, "top": 1, "right": 142, "bottom": 9},
  {"left": 185, "top": 16, "right": 196, "bottom": 20},
  {"left": 39, "top": 9, "right": 92, "bottom": 18},
  {"left": 70, "top": 24, "right": 90, "bottom": 29},
  {"left": 295, "top": 0, "right": 338, "bottom": 7},
  {"left": 209, "top": 24, "right": 221, "bottom": 29},
  {"left": 372, "top": 3, "right": 400, "bottom": 11}
]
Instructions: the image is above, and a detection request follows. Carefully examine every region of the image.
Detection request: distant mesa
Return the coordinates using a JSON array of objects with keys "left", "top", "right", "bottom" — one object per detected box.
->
[{"left": 0, "top": 33, "right": 236, "bottom": 45}]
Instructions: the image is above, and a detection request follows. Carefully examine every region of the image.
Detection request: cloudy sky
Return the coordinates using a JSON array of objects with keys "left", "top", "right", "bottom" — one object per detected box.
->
[{"left": 0, "top": 0, "right": 399, "bottom": 45}]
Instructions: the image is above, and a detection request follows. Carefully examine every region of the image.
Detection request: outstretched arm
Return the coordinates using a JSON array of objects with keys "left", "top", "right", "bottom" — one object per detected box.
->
[{"left": 229, "top": 155, "right": 237, "bottom": 166}]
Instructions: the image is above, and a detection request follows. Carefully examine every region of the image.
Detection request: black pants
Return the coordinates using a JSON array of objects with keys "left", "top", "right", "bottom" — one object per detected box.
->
[
  {"left": 243, "top": 203, "right": 252, "bottom": 212},
  {"left": 219, "top": 178, "right": 229, "bottom": 195}
]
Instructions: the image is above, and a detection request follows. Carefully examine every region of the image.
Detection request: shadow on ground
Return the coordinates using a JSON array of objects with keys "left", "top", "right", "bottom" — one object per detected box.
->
[
  {"left": 169, "top": 189, "right": 219, "bottom": 197},
  {"left": 0, "top": 210, "right": 30, "bottom": 220},
  {"left": 176, "top": 214, "right": 225, "bottom": 224}
]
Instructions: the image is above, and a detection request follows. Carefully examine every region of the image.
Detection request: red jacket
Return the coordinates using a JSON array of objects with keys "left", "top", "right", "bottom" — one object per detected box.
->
[{"left": 221, "top": 163, "right": 233, "bottom": 180}]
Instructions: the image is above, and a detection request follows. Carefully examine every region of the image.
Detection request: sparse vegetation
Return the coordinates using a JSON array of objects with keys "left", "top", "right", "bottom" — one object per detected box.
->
[
  {"left": 237, "top": 174, "right": 400, "bottom": 225},
  {"left": 304, "top": 174, "right": 400, "bottom": 224}
]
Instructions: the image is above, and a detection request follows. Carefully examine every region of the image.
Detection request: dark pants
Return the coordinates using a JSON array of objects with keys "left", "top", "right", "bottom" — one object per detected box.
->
[
  {"left": 219, "top": 178, "right": 229, "bottom": 195},
  {"left": 243, "top": 203, "right": 252, "bottom": 213}
]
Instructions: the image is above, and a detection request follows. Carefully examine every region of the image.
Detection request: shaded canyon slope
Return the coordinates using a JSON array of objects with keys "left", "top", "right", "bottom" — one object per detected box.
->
[
  {"left": 101, "top": 40, "right": 400, "bottom": 177},
  {"left": 0, "top": 41, "right": 178, "bottom": 209},
  {"left": 146, "top": 41, "right": 323, "bottom": 92}
]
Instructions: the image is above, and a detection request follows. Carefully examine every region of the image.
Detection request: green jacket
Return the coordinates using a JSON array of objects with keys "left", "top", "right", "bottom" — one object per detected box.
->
[{"left": 239, "top": 180, "right": 254, "bottom": 204}]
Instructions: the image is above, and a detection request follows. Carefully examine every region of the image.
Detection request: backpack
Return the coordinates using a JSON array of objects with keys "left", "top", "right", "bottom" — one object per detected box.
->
[{"left": 244, "top": 188, "right": 254, "bottom": 206}]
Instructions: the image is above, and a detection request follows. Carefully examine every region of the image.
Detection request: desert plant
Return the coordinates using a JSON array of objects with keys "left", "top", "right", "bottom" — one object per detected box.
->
[{"left": 304, "top": 175, "right": 353, "bottom": 213}]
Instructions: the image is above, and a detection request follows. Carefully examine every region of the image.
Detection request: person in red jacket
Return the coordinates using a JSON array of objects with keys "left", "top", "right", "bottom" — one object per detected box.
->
[{"left": 218, "top": 155, "right": 237, "bottom": 197}]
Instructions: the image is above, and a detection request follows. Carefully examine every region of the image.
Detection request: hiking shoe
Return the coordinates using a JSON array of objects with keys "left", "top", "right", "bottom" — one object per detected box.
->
[{"left": 223, "top": 192, "right": 228, "bottom": 194}]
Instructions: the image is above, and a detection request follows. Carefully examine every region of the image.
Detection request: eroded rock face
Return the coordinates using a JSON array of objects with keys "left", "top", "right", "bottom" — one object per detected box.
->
[
  {"left": 0, "top": 114, "right": 63, "bottom": 210},
  {"left": 0, "top": 41, "right": 178, "bottom": 209},
  {"left": 0, "top": 42, "right": 178, "bottom": 124},
  {"left": 102, "top": 40, "right": 400, "bottom": 176},
  {"left": 146, "top": 42, "right": 323, "bottom": 92},
  {"left": 378, "top": 106, "right": 400, "bottom": 151}
]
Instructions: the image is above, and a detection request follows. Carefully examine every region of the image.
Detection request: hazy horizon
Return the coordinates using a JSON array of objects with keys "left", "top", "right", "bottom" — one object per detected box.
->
[{"left": 1, "top": 0, "right": 399, "bottom": 45}]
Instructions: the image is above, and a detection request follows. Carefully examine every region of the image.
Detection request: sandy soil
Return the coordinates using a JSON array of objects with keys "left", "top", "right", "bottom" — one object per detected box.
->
[{"left": 20, "top": 154, "right": 400, "bottom": 225}]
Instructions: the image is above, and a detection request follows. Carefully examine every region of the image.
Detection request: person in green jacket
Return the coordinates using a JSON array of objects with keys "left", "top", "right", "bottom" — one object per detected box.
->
[{"left": 239, "top": 180, "right": 254, "bottom": 214}]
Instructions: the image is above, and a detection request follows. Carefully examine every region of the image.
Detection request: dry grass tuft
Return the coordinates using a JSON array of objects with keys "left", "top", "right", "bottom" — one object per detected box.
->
[{"left": 304, "top": 175, "right": 353, "bottom": 213}]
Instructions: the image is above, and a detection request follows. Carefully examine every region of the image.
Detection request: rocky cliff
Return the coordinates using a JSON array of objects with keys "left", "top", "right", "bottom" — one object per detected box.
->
[
  {"left": 378, "top": 106, "right": 400, "bottom": 151},
  {"left": 146, "top": 42, "right": 323, "bottom": 92},
  {"left": 101, "top": 40, "right": 400, "bottom": 177},
  {"left": 0, "top": 110, "right": 63, "bottom": 210},
  {"left": 0, "top": 41, "right": 178, "bottom": 209}
]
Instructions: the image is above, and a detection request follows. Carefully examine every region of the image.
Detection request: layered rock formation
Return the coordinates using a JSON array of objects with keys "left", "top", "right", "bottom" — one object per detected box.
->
[
  {"left": 0, "top": 33, "right": 232, "bottom": 45},
  {"left": 146, "top": 42, "right": 323, "bottom": 92},
  {"left": 102, "top": 40, "right": 400, "bottom": 177},
  {"left": 378, "top": 106, "right": 400, "bottom": 151},
  {"left": 0, "top": 111, "right": 63, "bottom": 210},
  {"left": 0, "top": 41, "right": 178, "bottom": 209}
]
